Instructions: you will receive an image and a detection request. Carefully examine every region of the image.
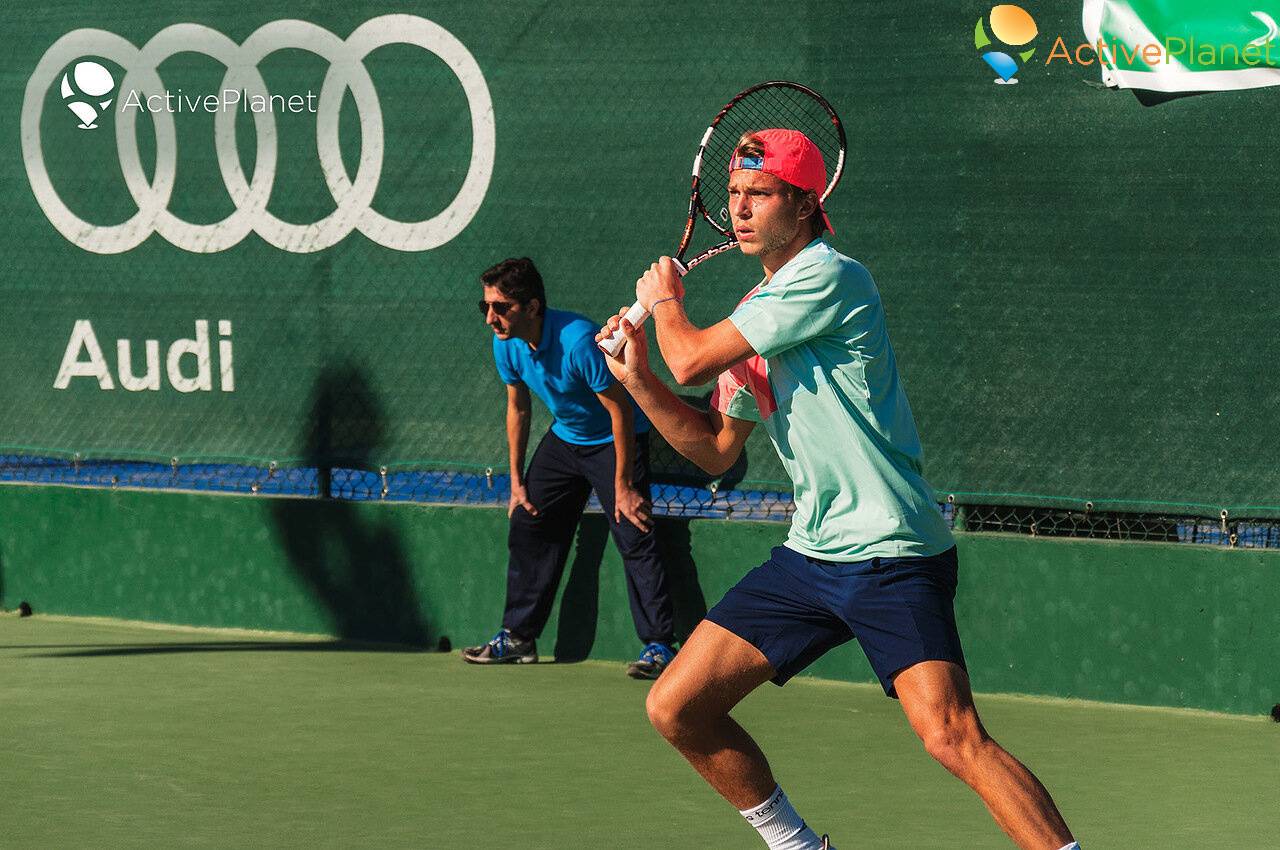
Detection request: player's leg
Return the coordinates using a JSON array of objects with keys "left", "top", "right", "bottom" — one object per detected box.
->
[
  {"left": 464, "top": 432, "right": 591, "bottom": 662},
  {"left": 580, "top": 433, "right": 676, "bottom": 676},
  {"left": 649, "top": 619, "right": 836, "bottom": 850},
  {"left": 645, "top": 618, "right": 777, "bottom": 805},
  {"left": 892, "top": 660, "right": 1076, "bottom": 850},
  {"left": 650, "top": 547, "right": 852, "bottom": 849},
  {"left": 838, "top": 545, "right": 1076, "bottom": 849}
]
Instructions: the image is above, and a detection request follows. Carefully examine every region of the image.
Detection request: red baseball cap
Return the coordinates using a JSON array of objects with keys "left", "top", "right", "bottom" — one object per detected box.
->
[{"left": 728, "top": 128, "right": 834, "bottom": 234}]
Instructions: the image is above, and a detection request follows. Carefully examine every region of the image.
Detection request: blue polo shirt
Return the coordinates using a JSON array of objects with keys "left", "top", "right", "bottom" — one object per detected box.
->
[{"left": 493, "top": 308, "right": 651, "bottom": 446}]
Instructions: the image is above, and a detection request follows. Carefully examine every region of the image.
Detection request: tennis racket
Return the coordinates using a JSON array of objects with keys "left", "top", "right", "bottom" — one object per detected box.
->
[{"left": 599, "top": 80, "right": 846, "bottom": 356}]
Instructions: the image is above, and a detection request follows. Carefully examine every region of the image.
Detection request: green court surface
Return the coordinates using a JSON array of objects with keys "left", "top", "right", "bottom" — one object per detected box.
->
[{"left": 2, "top": 617, "right": 1275, "bottom": 849}]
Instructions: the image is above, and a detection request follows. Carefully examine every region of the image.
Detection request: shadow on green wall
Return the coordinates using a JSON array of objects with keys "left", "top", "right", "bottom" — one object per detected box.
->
[
  {"left": 550, "top": 515, "right": 706, "bottom": 662},
  {"left": 270, "top": 362, "right": 433, "bottom": 647}
]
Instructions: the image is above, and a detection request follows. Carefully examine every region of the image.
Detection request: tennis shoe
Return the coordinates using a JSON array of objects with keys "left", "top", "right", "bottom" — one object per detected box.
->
[
  {"left": 461, "top": 629, "right": 538, "bottom": 664},
  {"left": 626, "top": 642, "right": 676, "bottom": 679}
]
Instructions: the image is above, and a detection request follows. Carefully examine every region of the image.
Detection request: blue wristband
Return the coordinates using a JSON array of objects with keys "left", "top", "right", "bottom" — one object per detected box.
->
[{"left": 650, "top": 296, "right": 682, "bottom": 311}]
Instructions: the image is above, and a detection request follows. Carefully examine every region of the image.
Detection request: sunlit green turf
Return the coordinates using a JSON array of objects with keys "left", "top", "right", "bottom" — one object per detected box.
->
[{"left": 2, "top": 616, "right": 1275, "bottom": 848}]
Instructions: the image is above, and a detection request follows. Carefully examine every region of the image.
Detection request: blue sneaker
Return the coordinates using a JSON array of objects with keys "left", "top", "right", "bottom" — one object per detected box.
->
[
  {"left": 461, "top": 629, "right": 538, "bottom": 664},
  {"left": 627, "top": 642, "right": 676, "bottom": 679}
]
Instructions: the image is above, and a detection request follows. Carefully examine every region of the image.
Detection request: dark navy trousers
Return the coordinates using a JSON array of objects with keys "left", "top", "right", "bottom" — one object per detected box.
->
[{"left": 502, "top": 430, "right": 674, "bottom": 645}]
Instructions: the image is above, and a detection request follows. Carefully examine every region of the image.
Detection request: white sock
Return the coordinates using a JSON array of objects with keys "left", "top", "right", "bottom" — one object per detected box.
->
[{"left": 739, "top": 786, "right": 827, "bottom": 850}]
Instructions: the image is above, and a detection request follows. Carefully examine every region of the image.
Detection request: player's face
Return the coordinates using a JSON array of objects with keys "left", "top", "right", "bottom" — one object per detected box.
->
[
  {"left": 481, "top": 285, "right": 531, "bottom": 340},
  {"left": 728, "top": 170, "right": 806, "bottom": 259}
]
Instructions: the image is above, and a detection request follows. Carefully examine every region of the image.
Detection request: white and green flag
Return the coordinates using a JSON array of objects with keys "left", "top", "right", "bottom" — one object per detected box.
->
[{"left": 1083, "top": 0, "right": 1280, "bottom": 91}]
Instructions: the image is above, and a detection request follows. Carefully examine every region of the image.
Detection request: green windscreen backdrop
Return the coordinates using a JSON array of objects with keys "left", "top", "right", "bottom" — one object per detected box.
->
[{"left": 1, "top": 1, "right": 1277, "bottom": 515}]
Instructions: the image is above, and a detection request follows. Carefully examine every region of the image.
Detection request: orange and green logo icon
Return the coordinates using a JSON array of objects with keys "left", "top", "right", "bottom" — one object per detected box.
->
[{"left": 975, "top": 5, "right": 1039, "bottom": 84}]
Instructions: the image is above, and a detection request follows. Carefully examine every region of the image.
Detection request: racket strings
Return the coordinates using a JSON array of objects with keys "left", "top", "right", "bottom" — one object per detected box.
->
[
  {"left": 696, "top": 85, "right": 843, "bottom": 227},
  {"left": 717, "top": 93, "right": 841, "bottom": 181}
]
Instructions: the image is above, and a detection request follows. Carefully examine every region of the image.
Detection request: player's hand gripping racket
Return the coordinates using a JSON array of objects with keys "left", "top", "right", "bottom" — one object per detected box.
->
[{"left": 599, "top": 80, "right": 846, "bottom": 356}]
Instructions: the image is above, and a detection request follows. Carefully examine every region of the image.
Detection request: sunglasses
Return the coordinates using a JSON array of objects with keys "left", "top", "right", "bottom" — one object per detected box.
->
[{"left": 478, "top": 299, "right": 518, "bottom": 316}]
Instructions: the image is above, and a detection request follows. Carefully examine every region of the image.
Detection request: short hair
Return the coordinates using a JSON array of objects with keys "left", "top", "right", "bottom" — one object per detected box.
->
[
  {"left": 734, "top": 132, "right": 768, "bottom": 162},
  {"left": 480, "top": 257, "right": 546, "bottom": 314},
  {"left": 734, "top": 132, "right": 825, "bottom": 241}
]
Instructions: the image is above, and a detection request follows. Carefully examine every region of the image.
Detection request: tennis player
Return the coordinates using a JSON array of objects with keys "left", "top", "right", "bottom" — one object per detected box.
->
[
  {"left": 596, "top": 131, "right": 1080, "bottom": 849},
  {"left": 464, "top": 257, "right": 678, "bottom": 680}
]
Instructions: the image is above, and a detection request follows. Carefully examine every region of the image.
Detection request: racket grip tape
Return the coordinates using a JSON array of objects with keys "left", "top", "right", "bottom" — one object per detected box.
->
[{"left": 598, "top": 301, "right": 650, "bottom": 356}]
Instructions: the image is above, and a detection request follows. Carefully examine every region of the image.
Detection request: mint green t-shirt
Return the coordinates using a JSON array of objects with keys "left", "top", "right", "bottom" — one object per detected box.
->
[{"left": 713, "top": 239, "right": 954, "bottom": 560}]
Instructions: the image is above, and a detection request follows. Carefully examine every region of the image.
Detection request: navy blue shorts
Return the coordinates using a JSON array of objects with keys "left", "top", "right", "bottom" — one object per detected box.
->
[{"left": 705, "top": 545, "right": 966, "bottom": 697}]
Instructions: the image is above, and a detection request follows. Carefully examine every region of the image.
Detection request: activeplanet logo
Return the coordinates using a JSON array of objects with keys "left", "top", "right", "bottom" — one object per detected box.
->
[
  {"left": 54, "top": 320, "right": 235, "bottom": 393},
  {"left": 61, "top": 60, "right": 116, "bottom": 129},
  {"left": 975, "top": 5, "right": 1039, "bottom": 84}
]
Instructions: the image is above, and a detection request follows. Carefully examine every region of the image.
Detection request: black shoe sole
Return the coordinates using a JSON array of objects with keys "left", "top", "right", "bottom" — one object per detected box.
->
[{"left": 461, "top": 651, "right": 538, "bottom": 665}]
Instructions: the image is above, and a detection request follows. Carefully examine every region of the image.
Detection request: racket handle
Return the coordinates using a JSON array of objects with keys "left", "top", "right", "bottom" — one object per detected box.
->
[
  {"left": 599, "top": 301, "right": 650, "bottom": 357},
  {"left": 599, "top": 257, "right": 688, "bottom": 356}
]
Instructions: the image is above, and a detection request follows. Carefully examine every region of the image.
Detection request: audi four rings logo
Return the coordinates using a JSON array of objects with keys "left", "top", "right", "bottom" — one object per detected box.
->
[{"left": 21, "top": 16, "right": 496, "bottom": 254}]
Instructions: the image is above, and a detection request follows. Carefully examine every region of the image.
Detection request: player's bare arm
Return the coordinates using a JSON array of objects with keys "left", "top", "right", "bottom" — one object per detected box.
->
[
  {"left": 505, "top": 382, "right": 537, "bottom": 517},
  {"left": 596, "top": 314, "right": 754, "bottom": 475},
  {"left": 595, "top": 382, "right": 653, "bottom": 532},
  {"left": 634, "top": 257, "right": 757, "bottom": 386}
]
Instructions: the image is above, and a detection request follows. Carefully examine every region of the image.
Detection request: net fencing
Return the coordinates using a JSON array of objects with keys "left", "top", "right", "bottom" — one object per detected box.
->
[{"left": 2, "top": 2, "right": 1278, "bottom": 549}]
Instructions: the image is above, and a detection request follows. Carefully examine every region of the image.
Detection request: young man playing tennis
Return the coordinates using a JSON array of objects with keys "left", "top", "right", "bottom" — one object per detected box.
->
[
  {"left": 597, "top": 131, "right": 1080, "bottom": 849},
  {"left": 465, "top": 257, "right": 678, "bottom": 679}
]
